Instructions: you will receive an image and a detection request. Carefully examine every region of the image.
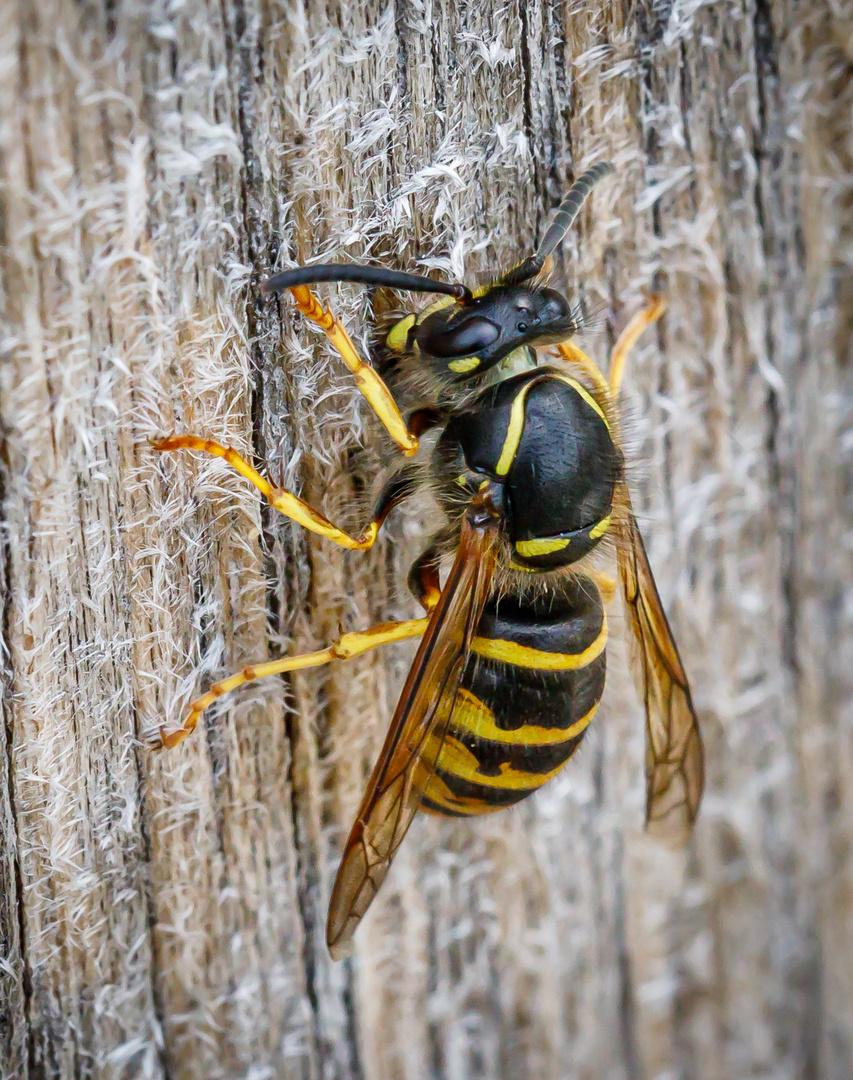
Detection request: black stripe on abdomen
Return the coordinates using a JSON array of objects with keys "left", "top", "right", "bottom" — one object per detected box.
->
[
  {"left": 469, "top": 653, "right": 605, "bottom": 734},
  {"left": 424, "top": 579, "right": 607, "bottom": 817}
]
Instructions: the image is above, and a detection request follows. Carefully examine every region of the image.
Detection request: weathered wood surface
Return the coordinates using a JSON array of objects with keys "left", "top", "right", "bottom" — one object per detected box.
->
[{"left": 1, "top": 1, "right": 851, "bottom": 1078}]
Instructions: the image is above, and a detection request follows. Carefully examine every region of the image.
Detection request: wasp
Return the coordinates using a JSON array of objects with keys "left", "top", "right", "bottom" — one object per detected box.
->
[{"left": 152, "top": 163, "right": 704, "bottom": 958}]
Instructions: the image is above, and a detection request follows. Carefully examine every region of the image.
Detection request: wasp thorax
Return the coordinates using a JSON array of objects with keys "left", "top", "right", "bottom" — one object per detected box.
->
[
  {"left": 432, "top": 367, "right": 618, "bottom": 570},
  {"left": 414, "top": 284, "right": 577, "bottom": 381}
]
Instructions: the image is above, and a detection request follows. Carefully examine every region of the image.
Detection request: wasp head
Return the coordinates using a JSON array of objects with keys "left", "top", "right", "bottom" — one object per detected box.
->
[{"left": 415, "top": 284, "right": 577, "bottom": 380}]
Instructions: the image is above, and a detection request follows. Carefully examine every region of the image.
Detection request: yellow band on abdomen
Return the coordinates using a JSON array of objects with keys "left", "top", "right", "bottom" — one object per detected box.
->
[
  {"left": 451, "top": 688, "right": 599, "bottom": 746},
  {"left": 434, "top": 735, "right": 568, "bottom": 790},
  {"left": 471, "top": 616, "right": 606, "bottom": 670}
]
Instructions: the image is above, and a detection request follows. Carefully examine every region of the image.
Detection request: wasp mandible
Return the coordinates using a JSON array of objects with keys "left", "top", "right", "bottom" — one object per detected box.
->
[{"left": 152, "top": 163, "right": 704, "bottom": 958}]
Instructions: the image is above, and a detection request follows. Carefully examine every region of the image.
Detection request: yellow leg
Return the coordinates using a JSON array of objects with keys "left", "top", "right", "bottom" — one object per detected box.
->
[
  {"left": 289, "top": 285, "right": 418, "bottom": 456},
  {"left": 154, "top": 618, "right": 429, "bottom": 749},
  {"left": 153, "top": 435, "right": 382, "bottom": 550},
  {"left": 556, "top": 341, "right": 611, "bottom": 400},
  {"left": 408, "top": 545, "right": 443, "bottom": 613},
  {"left": 586, "top": 567, "right": 617, "bottom": 603},
  {"left": 608, "top": 296, "right": 666, "bottom": 396}
]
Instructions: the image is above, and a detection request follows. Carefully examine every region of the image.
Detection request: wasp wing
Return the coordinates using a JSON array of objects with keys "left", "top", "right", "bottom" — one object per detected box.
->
[
  {"left": 615, "top": 482, "right": 704, "bottom": 843},
  {"left": 327, "top": 506, "right": 499, "bottom": 958}
]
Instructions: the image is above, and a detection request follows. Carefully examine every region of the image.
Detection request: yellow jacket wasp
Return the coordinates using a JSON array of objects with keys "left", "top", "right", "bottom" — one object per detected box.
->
[{"left": 152, "top": 163, "right": 704, "bottom": 958}]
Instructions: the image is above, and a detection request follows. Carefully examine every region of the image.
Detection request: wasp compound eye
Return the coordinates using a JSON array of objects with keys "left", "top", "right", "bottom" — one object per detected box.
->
[
  {"left": 421, "top": 316, "right": 501, "bottom": 359},
  {"left": 540, "top": 289, "right": 572, "bottom": 320}
]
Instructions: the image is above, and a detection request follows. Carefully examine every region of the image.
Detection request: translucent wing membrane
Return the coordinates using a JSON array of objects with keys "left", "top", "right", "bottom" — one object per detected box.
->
[
  {"left": 327, "top": 500, "right": 500, "bottom": 957},
  {"left": 615, "top": 482, "right": 704, "bottom": 843},
  {"left": 502, "top": 162, "right": 615, "bottom": 286}
]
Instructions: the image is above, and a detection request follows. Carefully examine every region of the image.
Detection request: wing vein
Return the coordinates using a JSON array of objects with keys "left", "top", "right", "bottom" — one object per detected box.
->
[
  {"left": 616, "top": 482, "right": 704, "bottom": 843},
  {"left": 326, "top": 502, "right": 499, "bottom": 956}
]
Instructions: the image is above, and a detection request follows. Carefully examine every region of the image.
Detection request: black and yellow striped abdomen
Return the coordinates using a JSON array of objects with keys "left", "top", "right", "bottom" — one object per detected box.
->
[{"left": 423, "top": 576, "right": 606, "bottom": 817}]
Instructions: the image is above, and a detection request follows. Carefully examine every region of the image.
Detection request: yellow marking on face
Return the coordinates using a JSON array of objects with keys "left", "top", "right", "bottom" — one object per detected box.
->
[
  {"left": 386, "top": 313, "right": 416, "bottom": 352},
  {"left": 514, "top": 536, "right": 571, "bottom": 557},
  {"left": 588, "top": 513, "right": 611, "bottom": 540},
  {"left": 434, "top": 736, "right": 567, "bottom": 790},
  {"left": 471, "top": 617, "right": 606, "bottom": 670},
  {"left": 456, "top": 474, "right": 469, "bottom": 488},
  {"left": 495, "top": 381, "right": 536, "bottom": 475},
  {"left": 451, "top": 688, "right": 599, "bottom": 746},
  {"left": 552, "top": 374, "right": 610, "bottom": 432},
  {"left": 448, "top": 356, "right": 481, "bottom": 373}
]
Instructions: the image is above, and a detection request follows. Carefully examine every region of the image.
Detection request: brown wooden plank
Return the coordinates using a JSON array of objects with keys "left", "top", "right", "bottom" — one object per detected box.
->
[{"left": 1, "top": 0, "right": 851, "bottom": 1077}]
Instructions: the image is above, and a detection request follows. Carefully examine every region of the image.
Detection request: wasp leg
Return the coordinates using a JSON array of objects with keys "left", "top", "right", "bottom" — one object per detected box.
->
[
  {"left": 152, "top": 437, "right": 418, "bottom": 551},
  {"left": 608, "top": 296, "right": 666, "bottom": 396},
  {"left": 287, "top": 285, "right": 418, "bottom": 456},
  {"left": 585, "top": 567, "right": 617, "bottom": 603},
  {"left": 154, "top": 617, "right": 429, "bottom": 749},
  {"left": 406, "top": 406, "right": 445, "bottom": 439},
  {"left": 556, "top": 341, "right": 611, "bottom": 398},
  {"left": 408, "top": 538, "right": 448, "bottom": 612}
]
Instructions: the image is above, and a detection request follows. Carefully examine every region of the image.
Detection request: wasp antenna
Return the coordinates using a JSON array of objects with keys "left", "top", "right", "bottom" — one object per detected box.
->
[
  {"left": 502, "top": 162, "right": 615, "bottom": 286},
  {"left": 500, "top": 255, "right": 545, "bottom": 288},
  {"left": 263, "top": 263, "right": 473, "bottom": 303}
]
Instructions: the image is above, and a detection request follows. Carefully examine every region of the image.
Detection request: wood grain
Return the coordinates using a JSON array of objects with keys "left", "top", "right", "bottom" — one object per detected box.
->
[{"left": 1, "top": 1, "right": 851, "bottom": 1077}]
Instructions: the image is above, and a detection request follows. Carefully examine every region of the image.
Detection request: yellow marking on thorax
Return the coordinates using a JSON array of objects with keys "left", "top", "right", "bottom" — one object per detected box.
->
[
  {"left": 495, "top": 381, "right": 537, "bottom": 475},
  {"left": 471, "top": 616, "right": 606, "bottom": 670},
  {"left": 451, "top": 688, "right": 599, "bottom": 746},
  {"left": 552, "top": 374, "right": 611, "bottom": 433},
  {"left": 487, "top": 345, "right": 540, "bottom": 385},
  {"left": 588, "top": 513, "right": 611, "bottom": 540},
  {"left": 513, "top": 512, "right": 612, "bottom": 558},
  {"left": 496, "top": 373, "right": 611, "bottom": 480},
  {"left": 514, "top": 535, "right": 571, "bottom": 557},
  {"left": 434, "top": 735, "right": 567, "bottom": 790}
]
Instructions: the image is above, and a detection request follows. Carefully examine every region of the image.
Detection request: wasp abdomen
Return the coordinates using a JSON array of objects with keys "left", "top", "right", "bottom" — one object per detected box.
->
[{"left": 423, "top": 577, "right": 606, "bottom": 817}]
